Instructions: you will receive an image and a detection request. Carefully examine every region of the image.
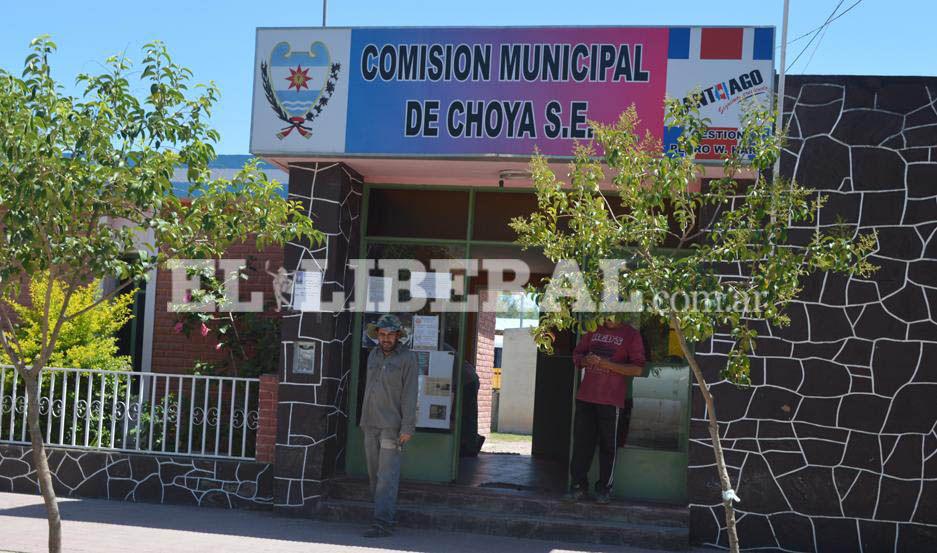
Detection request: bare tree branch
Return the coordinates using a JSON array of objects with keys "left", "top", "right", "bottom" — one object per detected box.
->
[
  {"left": 0, "top": 297, "right": 26, "bottom": 362},
  {"left": 0, "top": 310, "right": 25, "bottom": 371},
  {"left": 61, "top": 275, "right": 139, "bottom": 324}
]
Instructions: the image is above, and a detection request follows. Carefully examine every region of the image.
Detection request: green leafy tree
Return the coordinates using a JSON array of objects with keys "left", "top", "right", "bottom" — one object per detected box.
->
[
  {"left": 511, "top": 99, "right": 877, "bottom": 552},
  {"left": 0, "top": 37, "right": 321, "bottom": 553}
]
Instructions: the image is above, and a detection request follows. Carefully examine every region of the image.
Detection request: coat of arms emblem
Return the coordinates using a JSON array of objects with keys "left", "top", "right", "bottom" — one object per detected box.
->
[{"left": 260, "top": 41, "right": 341, "bottom": 139}]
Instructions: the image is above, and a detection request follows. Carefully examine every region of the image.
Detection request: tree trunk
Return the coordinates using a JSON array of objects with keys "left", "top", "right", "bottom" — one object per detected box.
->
[
  {"left": 23, "top": 371, "right": 62, "bottom": 553},
  {"left": 671, "top": 316, "right": 740, "bottom": 553}
]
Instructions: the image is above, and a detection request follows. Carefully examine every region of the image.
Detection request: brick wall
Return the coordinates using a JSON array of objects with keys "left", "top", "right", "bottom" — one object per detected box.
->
[
  {"left": 150, "top": 238, "right": 284, "bottom": 375},
  {"left": 474, "top": 299, "right": 496, "bottom": 436},
  {"left": 255, "top": 373, "right": 279, "bottom": 463}
]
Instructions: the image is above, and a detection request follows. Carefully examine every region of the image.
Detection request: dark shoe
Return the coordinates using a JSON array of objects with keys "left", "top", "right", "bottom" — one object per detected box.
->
[
  {"left": 562, "top": 487, "right": 589, "bottom": 502},
  {"left": 363, "top": 524, "right": 392, "bottom": 538},
  {"left": 595, "top": 489, "right": 612, "bottom": 504}
]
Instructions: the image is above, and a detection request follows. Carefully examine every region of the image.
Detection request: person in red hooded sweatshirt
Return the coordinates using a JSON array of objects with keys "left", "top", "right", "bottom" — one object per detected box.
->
[{"left": 564, "top": 318, "right": 646, "bottom": 504}]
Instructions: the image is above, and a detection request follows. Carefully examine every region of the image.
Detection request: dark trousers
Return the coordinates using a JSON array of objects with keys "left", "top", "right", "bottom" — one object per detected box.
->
[{"left": 570, "top": 399, "right": 620, "bottom": 492}]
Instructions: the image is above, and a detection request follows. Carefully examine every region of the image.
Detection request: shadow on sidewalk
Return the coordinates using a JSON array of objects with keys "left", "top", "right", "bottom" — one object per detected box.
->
[{"left": 0, "top": 492, "right": 646, "bottom": 553}]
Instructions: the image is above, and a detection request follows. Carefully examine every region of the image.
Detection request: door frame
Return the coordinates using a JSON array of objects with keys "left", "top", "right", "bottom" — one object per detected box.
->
[
  {"left": 344, "top": 183, "right": 693, "bottom": 492},
  {"left": 346, "top": 184, "right": 539, "bottom": 482}
]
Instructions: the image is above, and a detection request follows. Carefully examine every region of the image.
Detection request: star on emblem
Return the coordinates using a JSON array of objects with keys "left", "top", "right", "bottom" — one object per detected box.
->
[{"left": 286, "top": 66, "right": 311, "bottom": 91}]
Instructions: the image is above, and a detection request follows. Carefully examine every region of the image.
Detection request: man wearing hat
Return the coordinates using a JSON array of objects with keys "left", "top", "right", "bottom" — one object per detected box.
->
[{"left": 360, "top": 314, "right": 418, "bottom": 538}]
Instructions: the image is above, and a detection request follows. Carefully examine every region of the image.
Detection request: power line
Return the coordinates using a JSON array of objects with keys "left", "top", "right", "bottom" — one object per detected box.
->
[
  {"left": 786, "top": 0, "right": 864, "bottom": 72},
  {"left": 786, "top": 0, "right": 843, "bottom": 71},
  {"left": 778, "top": 0, "right": 864, "bottom": 50},
  {"left": 801, "top": 15, "right": 831, "bottom": 73}
]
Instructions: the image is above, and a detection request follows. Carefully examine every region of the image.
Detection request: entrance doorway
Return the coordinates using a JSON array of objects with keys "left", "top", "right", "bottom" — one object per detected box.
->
[
  {"left": 343, "top": 184, "right": 691, "bottom": 505},
  {"left": 456, "top": 304, "right": 692, "bottom": 503},
  {"left": 456, "top": 286, "right": 572, "bottom": 494}
]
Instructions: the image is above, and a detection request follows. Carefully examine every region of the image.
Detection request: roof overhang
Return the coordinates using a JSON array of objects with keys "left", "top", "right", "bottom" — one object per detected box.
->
[{"left": 262, "top": 155, "right": 743, "bottom": 191}]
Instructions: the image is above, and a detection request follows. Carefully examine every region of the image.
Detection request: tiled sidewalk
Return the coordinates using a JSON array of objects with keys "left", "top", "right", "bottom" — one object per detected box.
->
[{"left": 0, "top": 492, "right": 699, "bottom": 553}]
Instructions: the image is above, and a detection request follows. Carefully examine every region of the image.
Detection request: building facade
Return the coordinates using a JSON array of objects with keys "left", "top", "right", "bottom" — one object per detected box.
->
[
  {"left": 266, "top": 73, "right": 937, "bottom": 550},
  {"left": 1, "top": 23, "right": 936, "bottom": 551}
]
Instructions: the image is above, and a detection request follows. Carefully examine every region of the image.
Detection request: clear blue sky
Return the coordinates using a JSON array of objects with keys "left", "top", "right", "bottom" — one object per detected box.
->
[{"left": 1, "top": 1, "right": 933, "bottom": 154}]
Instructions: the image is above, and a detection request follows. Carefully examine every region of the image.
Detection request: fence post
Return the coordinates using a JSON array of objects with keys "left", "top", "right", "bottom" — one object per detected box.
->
[{"left": 255, "top": 374, "right": 279, "bottom": 463}]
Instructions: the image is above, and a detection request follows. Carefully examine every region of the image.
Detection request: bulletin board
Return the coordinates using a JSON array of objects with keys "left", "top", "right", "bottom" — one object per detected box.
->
[{"left": 361, "top": 312, "right": 457, "bottom": 431}]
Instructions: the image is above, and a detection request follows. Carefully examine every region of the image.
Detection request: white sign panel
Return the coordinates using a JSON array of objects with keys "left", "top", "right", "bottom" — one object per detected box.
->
[
  {"left": 664, "top": 27, "right": 775, "bottom": 160},
  {"left": 251, "top": 28, "right": 352, "bottom": 155},
  {"left": 291, "top": 270, "right": 323, "bottom": 312}
]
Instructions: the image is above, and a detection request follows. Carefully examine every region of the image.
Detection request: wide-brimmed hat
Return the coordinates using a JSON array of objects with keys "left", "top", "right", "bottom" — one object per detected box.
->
[{"left": 366, "top": 314, "right": 408, "bottom": 340}]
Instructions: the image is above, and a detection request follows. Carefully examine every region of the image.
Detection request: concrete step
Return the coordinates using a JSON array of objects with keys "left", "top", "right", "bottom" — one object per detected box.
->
[
  {"left": 326, "top": 478, "right": 688, "bottom": 529},
  {"left": 316, "top": 498, "right": 689, "bottom": 549},
  {"left": 320, "top": 479, "right": 689, "bottom": 549}
]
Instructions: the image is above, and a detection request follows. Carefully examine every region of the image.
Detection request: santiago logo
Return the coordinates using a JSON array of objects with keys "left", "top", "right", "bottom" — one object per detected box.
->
[
  {"left": 681, "top": 69, "right": 767, "bottom": 115},
  {"left": 260, "top": 41, "right": 341, "bottom": 139}
]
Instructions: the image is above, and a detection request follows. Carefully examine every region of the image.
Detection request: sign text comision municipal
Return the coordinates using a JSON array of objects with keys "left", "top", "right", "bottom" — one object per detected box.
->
[{"left": 250, "top": 26, "right": 775, "bottom": 160}]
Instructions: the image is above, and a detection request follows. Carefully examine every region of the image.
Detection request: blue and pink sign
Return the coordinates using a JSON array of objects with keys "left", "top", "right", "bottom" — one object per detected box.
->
[{"left": 250, "top": 26, "right": 774, "bottom": 159}]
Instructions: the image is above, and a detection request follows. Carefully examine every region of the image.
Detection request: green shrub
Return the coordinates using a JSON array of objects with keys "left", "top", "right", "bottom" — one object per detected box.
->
[{"left": 2, "top": 273, "right": 135, "bottom": 371}]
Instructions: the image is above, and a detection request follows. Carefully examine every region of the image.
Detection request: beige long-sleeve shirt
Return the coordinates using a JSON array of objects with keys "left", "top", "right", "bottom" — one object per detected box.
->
[{"left": 359, "top": 344, "right": 419, "bottom": 435}]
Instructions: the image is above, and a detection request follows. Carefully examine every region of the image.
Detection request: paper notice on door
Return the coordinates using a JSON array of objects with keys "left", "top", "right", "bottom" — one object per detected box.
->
[
  {"left": 366, "top": 276, "right": 392, "bottom": 312},
  {"left": 409, "top": 271, "right": 452, "bottom": 299},
  {"left": 412, "top": 315, "right": 439, "bottom": 350},
  {"left": 416, "top": 377, "right": 452, "bottom": 430},
  {"left": 428, "top": 350, "right": 454, "bottom": 378},
  {"left": 422, "top": 376, "right": 452, "bottom": 396},
  {"left": 427, "top": 401, "right": 449, "bottom": 424}
]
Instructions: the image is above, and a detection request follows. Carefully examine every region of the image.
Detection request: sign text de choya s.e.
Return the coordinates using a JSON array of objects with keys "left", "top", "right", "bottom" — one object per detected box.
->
[{"left": 250, "top": 26, "right": 775, "bottom": 160}]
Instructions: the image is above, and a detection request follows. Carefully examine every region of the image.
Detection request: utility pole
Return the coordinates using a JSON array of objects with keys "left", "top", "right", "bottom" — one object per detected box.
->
[
  {"left": 773, "top": 0, "right": 790, "bottom": 182},
  {"left": 322, "top": 0, "right": 327, "bottom": 27}
]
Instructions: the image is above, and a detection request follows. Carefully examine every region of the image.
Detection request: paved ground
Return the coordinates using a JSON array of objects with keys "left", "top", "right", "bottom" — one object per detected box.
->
[
  {"left": 0, "top": 492, "right": 707, "bottom": 553},
  {"left": 457, "top": 452, "right": 567, "bottom": 492},
  {"left": 481, "top": 433, "right": 533, "bottom": 455}
]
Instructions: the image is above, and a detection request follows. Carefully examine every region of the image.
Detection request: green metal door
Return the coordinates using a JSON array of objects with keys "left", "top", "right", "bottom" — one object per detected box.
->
[
  {"left": 589, "top": 363, "right": 690, "bottom": 503},
  {"left": 345, "top": 242, "right": 468, "bottom": 483}
]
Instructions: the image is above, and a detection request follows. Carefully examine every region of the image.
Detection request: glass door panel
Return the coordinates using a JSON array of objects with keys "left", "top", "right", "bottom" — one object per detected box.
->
[{"left": 346, "top": 242, "right": 467, "bottom": 483}]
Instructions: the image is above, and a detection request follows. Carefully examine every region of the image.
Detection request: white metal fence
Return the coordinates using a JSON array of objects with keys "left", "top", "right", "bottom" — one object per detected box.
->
[{"left": 0, "top": 366, "right": 260, "bottom": 460}]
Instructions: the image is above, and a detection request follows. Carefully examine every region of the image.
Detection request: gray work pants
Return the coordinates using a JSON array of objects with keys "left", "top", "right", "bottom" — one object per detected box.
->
[{"left": 362, "top": 426, "right": 402, "bottom": 526}]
